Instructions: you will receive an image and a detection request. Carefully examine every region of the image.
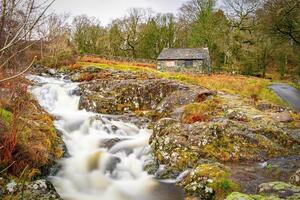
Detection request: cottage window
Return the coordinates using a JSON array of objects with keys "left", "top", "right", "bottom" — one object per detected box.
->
[
  {"left": 166, "top": 61, "right": 175, "bottom": 67},
  {"left": 185, "top": 60, "right": 193, "bottom": 67}
]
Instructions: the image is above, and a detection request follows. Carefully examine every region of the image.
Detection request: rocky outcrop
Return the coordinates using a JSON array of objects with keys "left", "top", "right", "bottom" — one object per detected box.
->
[
  {"left": 78, "top": 68, "right": 213, "bottom": 119},
  {"left": 150, "top": 117, "right": 299, "bottom": 168},
  {"left": 59, "top": 66, "right": 300, "bottom": 199}
]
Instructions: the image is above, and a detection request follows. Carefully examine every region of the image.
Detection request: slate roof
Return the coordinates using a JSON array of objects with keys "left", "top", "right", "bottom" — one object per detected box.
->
[{"left": 157, "top": 48, "right": 209, "bottom": 60}]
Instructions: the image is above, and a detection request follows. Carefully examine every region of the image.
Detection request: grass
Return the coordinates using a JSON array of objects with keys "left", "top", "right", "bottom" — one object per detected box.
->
[
  {"left": 70, "top": 59, "right": 285, "bottom": 106},
  {"left": 0, "top": 108, "right": 13, "bottom": 124},
  {"left": 182, "top": 97, "right": 224, "bottom": 124},
  {"left": 76, "top": 55, "right": 156, "bottom": 69},
  {"left": 0, "top": 79, "right": 64, "bottom": 177}
]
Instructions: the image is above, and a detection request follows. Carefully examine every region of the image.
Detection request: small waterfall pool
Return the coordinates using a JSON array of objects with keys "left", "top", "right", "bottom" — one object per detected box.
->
[{"left": 28, "top": 75, "right": 183, "bottom": 200}]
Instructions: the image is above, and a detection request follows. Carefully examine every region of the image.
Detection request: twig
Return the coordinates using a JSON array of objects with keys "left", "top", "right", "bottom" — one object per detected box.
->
[
  {"left": 0, "top": 42, "right": 36, "bottom": 69},
  {"left": 0, "top": 56, "right": 37, "bottom": 83},
  {"left": 0, "top": 161, "right": 16, "bottom": 174},
  {"left": 19, "top": 165, "right": 29, "bottom": 200}
]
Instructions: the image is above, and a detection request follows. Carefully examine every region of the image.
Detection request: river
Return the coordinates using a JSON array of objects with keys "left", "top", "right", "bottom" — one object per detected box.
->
[{"left": 28, "top": 75, "right": 183, "bottom": 200}]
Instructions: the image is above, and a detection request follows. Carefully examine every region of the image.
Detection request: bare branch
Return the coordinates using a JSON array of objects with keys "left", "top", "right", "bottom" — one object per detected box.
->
[
  {"left": 0, "top": 0, "right": 55, "bottom": 53},
  {"left": 0, "top": 56, "right": 36, "bottom": 83}
]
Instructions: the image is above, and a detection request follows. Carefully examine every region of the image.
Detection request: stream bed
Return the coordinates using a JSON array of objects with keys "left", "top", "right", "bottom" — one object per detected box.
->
[
  {"left": 29, "top": 75, "right": 183, "bottom": 200},
  {"left": 27, "top": 72, "right": 300, "bottom": 200}
]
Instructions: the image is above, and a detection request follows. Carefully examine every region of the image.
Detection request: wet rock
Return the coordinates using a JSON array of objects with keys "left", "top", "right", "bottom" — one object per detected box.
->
[
  {"left": 143, "top": 159, "right": 159, "bottom": 175},
  {"left": 290, "top": 169, "right": 300, "bottom": 186},
  {"left": 271, "top": 112, "right": 292, "bottom": 123},
  {"left": 99, "top": 138, "right": 122, "bottom": 149},
  {"left": 227, "top": 157, "right": 300, "bottom": 195},
  {"left": 48, "top": 69, "right": 56, "bottom": 75}
]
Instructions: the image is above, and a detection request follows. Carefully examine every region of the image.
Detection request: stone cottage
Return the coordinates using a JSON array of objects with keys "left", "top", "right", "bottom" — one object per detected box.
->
[{"left": 157, "top": 48, "right": 211, "bottom": 73}]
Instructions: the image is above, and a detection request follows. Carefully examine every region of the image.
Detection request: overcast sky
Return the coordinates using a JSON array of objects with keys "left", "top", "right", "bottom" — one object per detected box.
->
[{"left": 52, "top": 0, "right": 191, "bottom": 25}]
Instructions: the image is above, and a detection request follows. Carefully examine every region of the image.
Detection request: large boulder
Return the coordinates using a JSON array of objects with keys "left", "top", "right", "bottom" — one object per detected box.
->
[
  {"left": 150, "top": 117, "right": 300, "bottom": 172},
  {"left": 78, "top": 72, "right": 213, "bottom": 118},
  {"left": 79, "top": 78, "right": 187, "bottom": 114}
]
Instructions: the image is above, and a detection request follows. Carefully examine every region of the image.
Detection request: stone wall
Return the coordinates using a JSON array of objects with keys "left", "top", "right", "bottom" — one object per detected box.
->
[{"left": 158, "top": 59, "right": 211, "bottom": 73}]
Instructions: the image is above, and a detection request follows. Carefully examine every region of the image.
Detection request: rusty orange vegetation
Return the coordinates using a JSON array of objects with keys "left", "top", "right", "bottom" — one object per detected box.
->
[
  {"left": 77, "top": 55, "right": 157, "bottom": 69},
  {"left": 183, "top": 114, "right": 209, "bottom": 124}
]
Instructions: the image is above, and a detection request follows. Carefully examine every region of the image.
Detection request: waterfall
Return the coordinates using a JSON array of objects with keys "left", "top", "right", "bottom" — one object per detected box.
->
[{"left": 28, "top": 75, "right": 183, "bottom": 200}]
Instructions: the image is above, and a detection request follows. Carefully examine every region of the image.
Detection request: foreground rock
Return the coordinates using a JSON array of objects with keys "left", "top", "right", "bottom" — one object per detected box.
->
[
  {"left": 1, "top": 179, "right": 61, "bottom": 200},
  {"left": 151, "top": 117, "right": 299, "bottom": 168},
  {"left": 77, "top": 67, "right": 214, "bottom": 121},
  {"left": 79, "top": 79, "right": 213, "bottom": 118},
  {"left": 226, "top": 182, "right": 300, "bottom": 200},
  {"left": 59, "top": 65, "right": 300, "bottom": 199}
]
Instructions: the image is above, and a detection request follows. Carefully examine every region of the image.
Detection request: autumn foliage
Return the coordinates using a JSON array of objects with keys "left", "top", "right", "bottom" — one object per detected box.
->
[
  {"left": 77, "top": 55, "right": 156, "bottom": 69},
  {"left": 0, "top": 78, "right": 63, "bottom": 176}
]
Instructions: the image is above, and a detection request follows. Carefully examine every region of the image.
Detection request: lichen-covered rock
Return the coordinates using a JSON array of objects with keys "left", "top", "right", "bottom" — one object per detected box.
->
[
  {"left": 226, "top": 182, "right": 300, "bottom": 200},
  {"left": 225, "top": 192, "right": 273, "bottom": 200},
  {"left": 271, "top": 112, "right": 293, "bottom": 123},
  {"left": 78, "top": 71, "right": 213, "bottom": 119},
  {"left": 79, "top": 78, "right": 186, "bottom": 114},
  {"left": 1, "top": 179, "right": 61, "bottom": 200},
  {"left": 150, "top": 117, "right": 299, "bottom": 172},
  {"left": 259, "top": 182, "right": 300, "bottom": 199},
  {"left": 290, "top": 169, "right": 300, "bottom": 186},
  {"left": 179, "top": 163, "right": 239, "bottom": 200}
]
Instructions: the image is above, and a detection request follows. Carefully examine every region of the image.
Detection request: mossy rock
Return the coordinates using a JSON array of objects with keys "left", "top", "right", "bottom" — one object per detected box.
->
[
  {"left": 225, "top": 192, "right": 276, "bottom": 200},
  {"left": 179, "top": 163, "right": 240, "bottom": 200},
  {"left": 77, "top": 70, "right": 213, "bottom": 119},
  {"left": 151, "top": 118, "right": 299, "bottom": 166},
  {"left": 226, "top": 182, "right": 300, "bottom": 200},
  {"left": 259, "top": 182, "right": 300, "bottom": 199}
]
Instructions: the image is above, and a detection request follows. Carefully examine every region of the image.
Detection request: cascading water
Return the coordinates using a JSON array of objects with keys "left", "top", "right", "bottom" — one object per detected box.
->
[{"left": 28, "top": 75, "right": 183, "bottom": 200}]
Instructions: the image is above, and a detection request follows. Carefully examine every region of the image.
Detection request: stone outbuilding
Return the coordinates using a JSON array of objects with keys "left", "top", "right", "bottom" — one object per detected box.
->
[{"left": 157, "top": 48, "right": 211, "bottom": 73}]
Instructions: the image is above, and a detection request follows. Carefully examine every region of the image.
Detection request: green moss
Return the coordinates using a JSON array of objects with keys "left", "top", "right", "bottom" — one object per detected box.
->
[
  {"left": 289, "top": 82, "right": 300, "bottom": 90},
  {"left": 209, "top": 178, "right": 240, "bottom": 200},
  {"left": 258, "top": 87, "right": 285, "bottom": 106},
  {"left": 180, "top": 163, "right": 240, "bottom": 199},
  {"left": 225, "top": 192, "right": 272, "bottom": 200},
  {"left": 0, "top": 108, "right": 13, "bottom": 124}
]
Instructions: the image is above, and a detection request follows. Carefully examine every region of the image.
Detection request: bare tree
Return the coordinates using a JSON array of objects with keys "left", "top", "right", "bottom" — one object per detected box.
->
[
  {"left": 118, "top": 8, "right": 146, "bottom": 58},
  {"left": 179, "top": 0, "right": 216, "bottom": 23},
  {"left": 261, "top": 0, "right": 300, "bottom": 45},
  {"left": 224, "top": 0, "right": 261, "bottom": 30},
  {"left": 0, "top": 0, "right": 55, "bottom": 83}
]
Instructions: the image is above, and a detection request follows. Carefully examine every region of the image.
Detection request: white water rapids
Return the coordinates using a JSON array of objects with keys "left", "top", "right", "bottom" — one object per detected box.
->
[{"left": 28, "top": 75, "right": 183, "bottom": 200}]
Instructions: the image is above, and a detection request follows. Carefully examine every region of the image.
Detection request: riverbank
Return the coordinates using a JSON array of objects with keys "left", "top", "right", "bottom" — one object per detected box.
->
[{"left": 0, "top": 78, "right": 64, "bottom": 199}]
